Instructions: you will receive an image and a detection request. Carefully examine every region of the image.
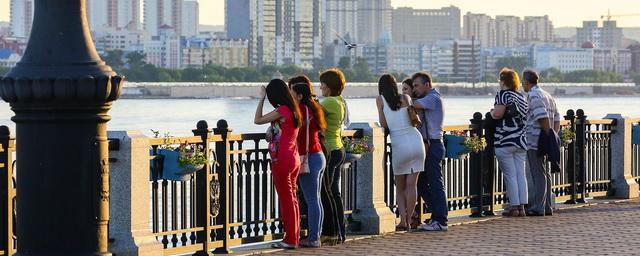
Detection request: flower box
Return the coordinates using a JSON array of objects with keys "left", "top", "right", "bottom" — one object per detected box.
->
[
  {"left": 152, "top": 149, "right": 204, "bottom": 181},
  {"left": 344, "top": 152, "right": 363, "bottom": 163},
  {"left": 633, "top": 126, "right": 640, "bottom": 145},
  {"left": 444, "top": 134, "right": 469, "bottom": 159}
]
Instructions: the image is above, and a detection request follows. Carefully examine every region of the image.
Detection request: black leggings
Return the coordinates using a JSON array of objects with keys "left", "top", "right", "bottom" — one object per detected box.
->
[{"left": 320, "top": 148, "right": 345, "bottom": 238}]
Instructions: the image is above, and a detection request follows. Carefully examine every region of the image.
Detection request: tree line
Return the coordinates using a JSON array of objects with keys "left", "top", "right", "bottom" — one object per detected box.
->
[{"left": 2, "top": 52, "right": 639, "bottom": 85}]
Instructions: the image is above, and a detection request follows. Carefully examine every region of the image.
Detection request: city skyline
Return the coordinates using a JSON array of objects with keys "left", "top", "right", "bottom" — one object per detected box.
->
[{"left": 1, "top": 0, "right": 640, "bottom": 28}]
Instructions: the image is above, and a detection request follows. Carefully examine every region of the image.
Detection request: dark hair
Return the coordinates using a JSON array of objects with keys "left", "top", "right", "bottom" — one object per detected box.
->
[
  {"left": 402, "top": 78, "right": 413, "bottom": 88},
  {"left": 289, "top": 76, "right": 327, "bottom": 131},
  {"left": 522, "top": 69, "right": 539, "bottom": 85},
  {"left": 499, "top": 68, "right": 521, "bottom": 91},
  {"left": 319, "top": 68, "right": 346, "bottom": 96},
  {"left": 411, "top": 72, "right": 432, "bottom": 85},
  {"left": 266, "top": 79, "right": 302, "bottom": 128},
  {"left": 378, "top": 74, "right": 402, "bottom": 111}
]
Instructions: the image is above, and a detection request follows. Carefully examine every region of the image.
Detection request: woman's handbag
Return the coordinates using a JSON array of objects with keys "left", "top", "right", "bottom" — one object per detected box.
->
[
  {"left": 299, "top": 106, "right": 311, "bottom": 174},
  {"left": 407, "top": 105, "right": 422, "bottom": 127}
]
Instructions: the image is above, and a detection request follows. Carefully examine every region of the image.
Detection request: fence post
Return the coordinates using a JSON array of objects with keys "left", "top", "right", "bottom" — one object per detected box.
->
[
  {"left": 605, "top": 114, "right": 639, "bottom": 198},
  {"left": 349, "top": 122, "right": 396, "bottom": 234},
  {"left": 212, "top": 120, "right": 233, "bottom": 254},
  {"left": 469, "top": 112, "right": 484, "bottom": 217},
  {"left": 564, "top": 110, "right": 578, "bottom": 204},
  {"left": 483, "top": 112, "right": 496, "bottom": 215},
  {"left": 575, "top": 109, "right": 588, "bottom": 203},
  {"left": 0, "top": 126, "right": 14, "bottom": 255},
  {"left": 193, "top": 121, "right": 215, "bottom": 256},
  {"left": 107, "top": 130, "right": 164, "bottom": 256}
]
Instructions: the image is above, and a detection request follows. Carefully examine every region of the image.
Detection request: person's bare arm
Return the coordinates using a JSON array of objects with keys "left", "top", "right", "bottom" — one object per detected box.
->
[
  {"left": 376, "top": 96, "right": 388, "bottom": 129},
  {"left": 254, "top": 86, "right": 283, "bottom": 125},
  {"left": 491, "top": 105, "right": 506, "bottom": 119}
]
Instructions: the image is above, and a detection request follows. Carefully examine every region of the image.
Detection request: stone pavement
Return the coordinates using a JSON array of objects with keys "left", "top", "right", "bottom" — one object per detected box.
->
[{"left": 240, "top": 198, "right": 640, "bottom": 255}]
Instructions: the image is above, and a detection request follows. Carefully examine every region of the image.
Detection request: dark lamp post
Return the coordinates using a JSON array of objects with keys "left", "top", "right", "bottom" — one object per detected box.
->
[{"left": 0, "top": 0, "right": 121, "bottom": 254}]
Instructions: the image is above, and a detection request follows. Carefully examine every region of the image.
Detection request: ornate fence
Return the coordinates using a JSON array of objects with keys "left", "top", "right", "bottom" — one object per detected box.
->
[
  {"left": 145, "top": 120, "right": 361, "bottom": 255},
  {"left": 383, "top": 109, "right": 616, "bottom": 219},
  {"left": 0, "top": 127, "right": 15, "bottom": 256},
  {"left": 631, "top": 118, "right": 640, "bottom": 187}
]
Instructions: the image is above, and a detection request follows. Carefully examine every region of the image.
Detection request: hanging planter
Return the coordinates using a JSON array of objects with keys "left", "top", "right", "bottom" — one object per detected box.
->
[
  {"left": 157, "top": 149, "right": 204, "bottom": 181},
  {"left": 444, "top": 134, "right": 469, "bottom": 159},
  {"left": 632, "top": 125, "right": 640, "bottom": 145}
]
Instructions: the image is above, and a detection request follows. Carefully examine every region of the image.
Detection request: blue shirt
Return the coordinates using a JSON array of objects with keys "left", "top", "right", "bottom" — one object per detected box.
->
[{"left": 415, "top": 89, "right": 444, "bottom": 140}]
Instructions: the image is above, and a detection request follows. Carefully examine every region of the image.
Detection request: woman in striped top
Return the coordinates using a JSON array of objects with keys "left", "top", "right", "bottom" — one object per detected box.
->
[{"left": 490, "top": 68, "right": 529, "bottom": 217}]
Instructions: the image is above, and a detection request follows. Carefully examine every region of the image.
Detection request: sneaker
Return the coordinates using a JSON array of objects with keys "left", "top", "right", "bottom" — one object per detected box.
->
[
  {"left": 271, "top": 241, "right": 297, "bottom": 249},
  {"left": 299, "top": 239, "right": 321, "bottom": 248},
  {"left": 418, "top": 221, "right": 448, "bottom": 231}
]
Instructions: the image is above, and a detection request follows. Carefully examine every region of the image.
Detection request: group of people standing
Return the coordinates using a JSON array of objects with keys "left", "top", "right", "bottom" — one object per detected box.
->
[
  {"left": 254, "top": 68, "right": 350, "bottom": 249},
  {"left": 254, "top": 66, "right": 561, "bottom": 250}
]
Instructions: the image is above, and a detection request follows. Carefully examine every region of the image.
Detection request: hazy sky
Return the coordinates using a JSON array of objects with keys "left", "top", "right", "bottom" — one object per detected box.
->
[{"left": 1, "top": 0, "right": 639, "bottom": 27}]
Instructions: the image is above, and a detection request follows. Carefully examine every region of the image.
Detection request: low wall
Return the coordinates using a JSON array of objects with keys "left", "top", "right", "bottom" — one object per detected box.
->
[{"left": 122, "top": 82, "right": 640, "bottom": 99}]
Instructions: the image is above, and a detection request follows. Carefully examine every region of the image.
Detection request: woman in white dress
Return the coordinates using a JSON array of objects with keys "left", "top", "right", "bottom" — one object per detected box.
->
[{"left": 376, "top": 74, "right": 426, "bottom": 231}]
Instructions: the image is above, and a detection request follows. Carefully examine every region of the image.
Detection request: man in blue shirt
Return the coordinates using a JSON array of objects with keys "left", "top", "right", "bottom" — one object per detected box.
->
[{"left": 412, "top": 72, "right": 448, "bottom": 231}]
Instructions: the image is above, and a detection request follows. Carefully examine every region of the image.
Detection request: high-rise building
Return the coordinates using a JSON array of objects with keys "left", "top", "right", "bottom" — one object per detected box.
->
[
  {"left": 225, "top": 0, "right": 251, "bottom": 40},
  {"left": 249, "top": 0, "right": 323, "bottom": 68},
  {"left": 144, "top": 0, "right": 184, "bottom": 37},
  {"left": 434, "top": 39, "right": 482, "bottom": 82},
  {"left": 495, "top": 16, "right": 523, "bottom": 47},
  {"left": 144, "top": 25, "right": 181, "bottom": 68},
  {"left": 593, "top": 48, "right": 631, "bottom": 74},
  {"left": 392, "top": 6, "right": 461, "bottom": 44},
  {"left": 629, "top": 44, "right": 640, "bottom": 73},
  {"left": 87, "top": 0, "right": 141, "bottom": 31},
  {"left": 463, "top": 12, "right": 496, "bottom": 48},
  {"left": 181, "top": 38, "right": 249, "bottom": 68},
  {"left": 325, "top": 0, "right": 358, "bottom": 44},
  {"left": 534, "top": 46, "right": 593, "bottom": 73},
  {"left": 9, "top": 0, "right": 34, "bottom": 39},
  {"left": 182, "top": 0, "right": 199, "bottom": 37},
  {"left": 358, "top": 0, "right": 392, "bottom": 44},
  {"left": 577, "top": 20, "right": 623, "bottom": 48},
  {"left": 523, "top": 16, "right": 553, "bottom": 43}
]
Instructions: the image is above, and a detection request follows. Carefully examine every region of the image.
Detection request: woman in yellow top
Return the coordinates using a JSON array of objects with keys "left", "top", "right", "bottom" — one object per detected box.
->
[{"left": 318, "top": 68, "right": 347, "bottom": 244}]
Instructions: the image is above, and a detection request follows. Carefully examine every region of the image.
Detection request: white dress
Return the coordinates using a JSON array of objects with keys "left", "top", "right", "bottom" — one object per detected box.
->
[{"left": 381, "top": 95, "right": 426, "bottom": 175}]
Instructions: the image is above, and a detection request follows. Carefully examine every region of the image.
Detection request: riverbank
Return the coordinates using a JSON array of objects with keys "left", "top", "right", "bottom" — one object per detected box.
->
[{"left": 122, "top": 82, "right": 640, "bottom": 99}]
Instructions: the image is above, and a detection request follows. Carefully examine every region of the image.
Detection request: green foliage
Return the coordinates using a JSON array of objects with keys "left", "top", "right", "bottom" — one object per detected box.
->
[
  {"left": 495, "top": 56, "right": 530, "bottom": 72},
  {"left": 630, "top": 73, "right": 640, "bottom": 85},
  {"left": 343, "top": 136, "right": 373, "bottom": 154},
  {"left": 560, "top": 128, "right": 576, "bottom": 145},
  {"left": 101, "top": 50, "right": 125, "bottom": 70},
  {"left": 150, "top": 129, "right": 208, "bottom": 168}
]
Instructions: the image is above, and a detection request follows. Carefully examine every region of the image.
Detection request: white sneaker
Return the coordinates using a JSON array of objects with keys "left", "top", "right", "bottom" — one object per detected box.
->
[{"left": 418, "top": 221, "right": 448, "bottom": 231}]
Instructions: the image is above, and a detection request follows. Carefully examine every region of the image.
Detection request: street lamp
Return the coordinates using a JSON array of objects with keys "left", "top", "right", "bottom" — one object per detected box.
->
[{"left": 0, "top": 0, "right": 121, "bottom": 254}]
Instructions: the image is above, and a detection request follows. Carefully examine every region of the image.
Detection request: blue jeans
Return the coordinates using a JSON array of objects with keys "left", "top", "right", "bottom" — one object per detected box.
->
[
  {"left": 425, "top": 141, "right": 448, "bottom": 225},
  {"left": 298, "top": 152, "right": 326, "bottom": 242}
]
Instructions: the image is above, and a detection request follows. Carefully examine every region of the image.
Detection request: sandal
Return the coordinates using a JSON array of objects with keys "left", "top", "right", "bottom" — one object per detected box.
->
[{"left": 395, "top": 224, "right": 408, "bottom": 231}]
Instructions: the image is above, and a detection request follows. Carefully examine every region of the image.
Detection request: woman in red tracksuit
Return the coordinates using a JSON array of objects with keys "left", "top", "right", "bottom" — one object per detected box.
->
[{"left": 254, "top": 79, "right": 302, "bottom": 249}]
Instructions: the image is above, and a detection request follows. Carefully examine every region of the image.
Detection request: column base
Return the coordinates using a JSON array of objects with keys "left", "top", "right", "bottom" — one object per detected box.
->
[
  {"left": 612, "top": 179, "right": 640, "bottom": 199},
  {"left": 352, "top": 203, "right": 396, "bottom": 235},
  {"left": 109, "top": 231, "right": 164, "bottom": 256}
]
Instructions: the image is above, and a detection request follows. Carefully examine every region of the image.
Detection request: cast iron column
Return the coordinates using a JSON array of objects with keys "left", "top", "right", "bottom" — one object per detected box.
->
[{"left": 0, "top": 0, "right": 121, "bottom": 254}]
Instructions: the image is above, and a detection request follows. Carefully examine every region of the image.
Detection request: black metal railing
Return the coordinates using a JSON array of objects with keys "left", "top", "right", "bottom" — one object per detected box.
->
[
  {"left": 383, "top": 109, "right": 617, "bottom": 219},
  {"left": 146, "top": 120, "right": 361, "bottom": 254},
  {"left": 631, "top": 118, "right": 640, "bottom": 187},
  {"left": 0, "top": 126, "right": 15, "bottom": 256}
]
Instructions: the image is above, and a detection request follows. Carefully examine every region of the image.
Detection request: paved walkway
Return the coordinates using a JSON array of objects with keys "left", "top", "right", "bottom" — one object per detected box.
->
[{"left": 258, "top": 198, "right": 640, "bottom": 255}]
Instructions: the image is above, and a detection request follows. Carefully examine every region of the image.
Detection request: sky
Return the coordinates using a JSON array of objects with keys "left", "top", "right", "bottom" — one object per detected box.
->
[{"left": 1, "top": 0, "right": 639, "bottom": 28}]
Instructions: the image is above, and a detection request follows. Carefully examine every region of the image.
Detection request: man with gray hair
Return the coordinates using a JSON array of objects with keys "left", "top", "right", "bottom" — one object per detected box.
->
[{"left": 522, "top": 69, "right": 560, "bottom": 216}]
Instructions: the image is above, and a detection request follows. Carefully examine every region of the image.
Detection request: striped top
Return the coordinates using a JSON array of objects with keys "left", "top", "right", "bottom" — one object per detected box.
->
[
  {"left": 494, "top": 90, "right": 528, "bottom": 149},
  {"left": 525, "top": 85, "right": 561, "bottom": 150}
]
